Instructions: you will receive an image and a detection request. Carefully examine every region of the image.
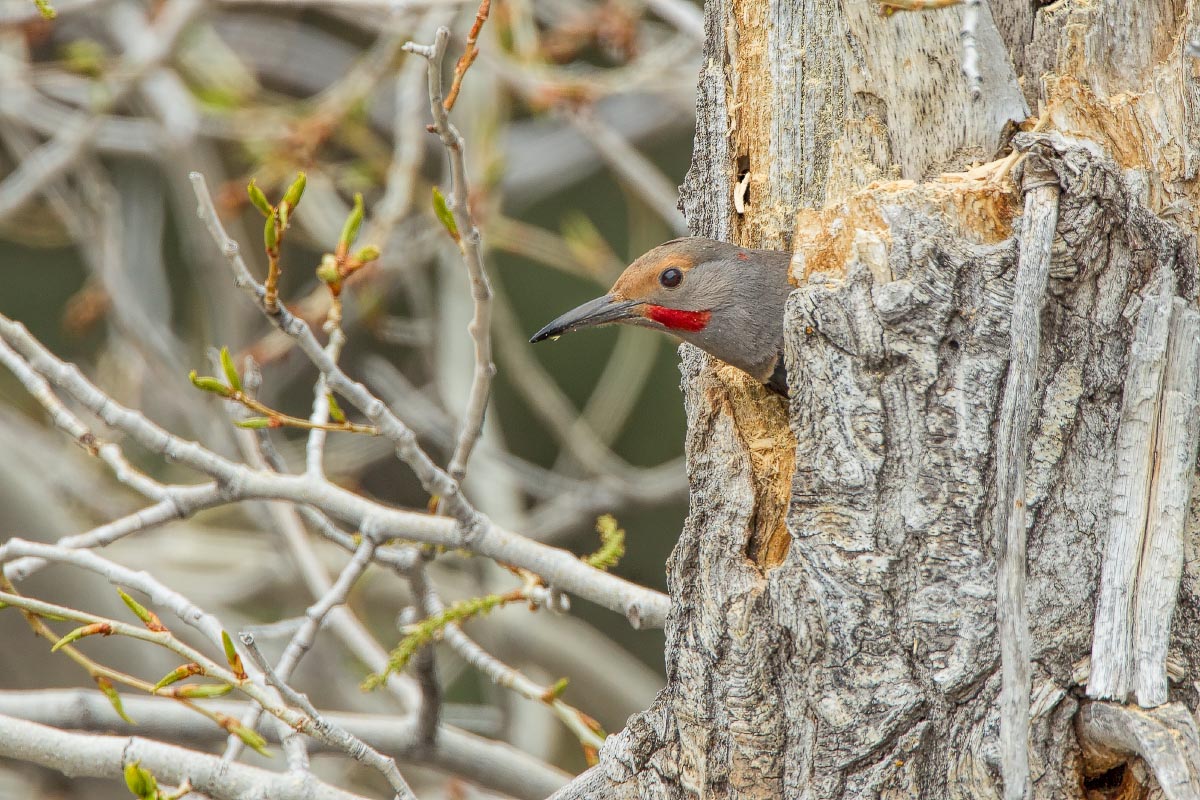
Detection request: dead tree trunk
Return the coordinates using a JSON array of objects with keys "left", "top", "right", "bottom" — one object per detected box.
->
[{"left": 552, "top": 2, "right": 1200, "bottom": 798}]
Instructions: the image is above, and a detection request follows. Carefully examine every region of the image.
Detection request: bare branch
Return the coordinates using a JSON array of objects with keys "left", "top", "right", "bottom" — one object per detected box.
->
[
  {"left": 0, "top": 713, "right": 370, "bottom": 800},
  {"left": 404, "top": 27, "right": 496, "bottom": 487},
  {"left": 0, "top": 691, "right": 571, "bottom": 800},
  {"left": 181, "top": 174, "right": 667, "bottom": 625}
]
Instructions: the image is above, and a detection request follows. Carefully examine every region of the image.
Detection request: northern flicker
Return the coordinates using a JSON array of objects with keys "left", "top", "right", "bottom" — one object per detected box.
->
[{"left": 530, "top": 237, "right": 793, "bottom": 396}]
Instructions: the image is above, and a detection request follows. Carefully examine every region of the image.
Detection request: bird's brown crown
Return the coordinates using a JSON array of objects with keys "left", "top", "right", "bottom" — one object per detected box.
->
[{"left": 608, "top": 238, "right": 722, "bottom": 301}]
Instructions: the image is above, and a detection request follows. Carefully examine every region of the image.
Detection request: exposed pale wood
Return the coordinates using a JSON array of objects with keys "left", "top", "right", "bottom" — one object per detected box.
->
[
  {"left": 1037, "top": 2, "right": 1200, "bottom": 239},
  {"left": 681, "top": 0, "right": 1027, "bottom": 249},
  {"left": 1134, "top": 303, "right": 1200, "bottom": 706},
  {"left": 993, "top": 171, "right": 1060, "bottom": 800},
  {"left": 835, "top": 1, "right": 1027, "bottom": 183}
]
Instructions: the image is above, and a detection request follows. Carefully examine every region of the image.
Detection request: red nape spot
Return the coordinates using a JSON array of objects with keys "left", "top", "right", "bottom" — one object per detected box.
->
[
  {"left": 736, "top": 251, "right": 750, "bottom": 260},
  {"left": 645, "top": 305, "right": 712, "bottom": 332}
]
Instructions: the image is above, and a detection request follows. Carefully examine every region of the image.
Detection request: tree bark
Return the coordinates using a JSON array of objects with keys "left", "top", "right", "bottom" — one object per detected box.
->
[{"left": 552, "top": 1, "right": 1200, "bottom": 798}]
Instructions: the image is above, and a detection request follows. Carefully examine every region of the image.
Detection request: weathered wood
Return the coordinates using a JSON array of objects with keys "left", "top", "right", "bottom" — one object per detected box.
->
[
  {"left": 1088, "top": 293, "right": 1175, "bottom": 701},
  {"left": 993, "top": 172, "right": 1059, "bottom": 800},
  {"left": 1134, "top": 303, "right": 1200, "bottom": 707},
  {"left": 835, "top": 2, "right": 1027, "bottom": 182},
  {"left": 680, "top": 0, "right": 1027, "bottom": 248},
  {"left": 1076, "top": 701, "right": 1200, "bottom": 800}
]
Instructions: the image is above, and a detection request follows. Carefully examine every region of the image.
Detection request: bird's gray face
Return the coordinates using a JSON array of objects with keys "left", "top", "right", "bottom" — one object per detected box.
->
[
  {"left": 530, "top": 239, "right": 733, "bottom": 341},
  {"left": 530, "top": 238, "right": 793, "bottom": 381}
]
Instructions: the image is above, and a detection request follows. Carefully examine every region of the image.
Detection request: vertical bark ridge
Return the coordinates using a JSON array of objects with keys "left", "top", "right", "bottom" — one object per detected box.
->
[{"left": 992, "top": 167, "right": 1061, "bottom": 800}]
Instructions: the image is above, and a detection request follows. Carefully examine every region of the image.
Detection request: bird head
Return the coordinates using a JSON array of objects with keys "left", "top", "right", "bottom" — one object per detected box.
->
[{"left": 530, "top": 237, "right": 793, "bottom": 387}]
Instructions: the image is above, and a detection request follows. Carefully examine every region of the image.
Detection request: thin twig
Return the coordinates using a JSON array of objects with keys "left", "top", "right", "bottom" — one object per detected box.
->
[
  {"left": 388, "top": 559, "right": 603, "bottom": 752},
  {"left": 222, "top": 535, "right": 384, "bottom": 763},
  {"left": 0, "top": 336, "right": 168, "bottom": 500},
  {"left": 368, "top": 9, "right": 453, "bottom": 252},
  {"left": 226, "top": 386, "right": 376, "bottom": 435},
  {"left": 0, "top": 691, "right": 572, "bottom": 799},
  {"left": 405, "top": 27, "right": 496, "bottom": 487},
  {"left": 0, "top": 582, "right": 419, "bottom": 792},
  {"left": 221, "top": 403, "right": 423, "bottom": 764},
  {"left": 306, "top": 329, "right": 347, "bottom": 476},
  {"left": 443, "top": 0, "right": 491, "bottom": 112},
  {"left": 2, "top": 488, "right": 223, "bottom": 583},
  {"left": 188, "top": 171, "right": 475, "bottom": 522}
]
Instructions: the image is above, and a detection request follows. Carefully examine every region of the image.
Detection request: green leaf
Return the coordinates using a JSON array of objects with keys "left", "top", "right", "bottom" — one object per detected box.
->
[
  {"left": 123, "top": 761, "right": 158, "bottom": 799},
  {"left": 326, "top": 393, "right": 346, "bottom": 424},
  {"left": 116, "top": 588, "right": 167, "bottom": 632},
  {"left": 339, "top": 193, "right": 365, "bottom": 251},
  {"left": 189, "top": 371, "right": 233, "bottom": 397},
  {"left": 583, "top": 514, "right": 625, "bottom": 571},
  {"left": 222, "top": 630, "right": 247, "bottom": 679},
  {"left": 233, "top": 723, "right": 271, "bottom": 757},
  {"left": 545, "top": 677, "right": 569, "bottom": 701},
  {"left": 246, "top": 179, "right": 273, "bottom": 217},
  {"left": 33, "top": 0, "right": 56, "bottom": 19},
  {"left": 96, "top": 677, "right": 135, "bottom": 725},
  {"left": 263, "top": 214, "right": 278, "bottom": 251},
  {"left": 282, "top": 172, "right": 306, "bottom": 210},
  {"left": 431, "top": 186, "right": 460, "bottom": 241},
  {"left": 117, "top": 589, "right": 150, "bottom": 622},
  {"left": 353, "top": 245, "right": 381, "bottom": 263},
  {"left": 364, "top": 592, "right": 511, "bottom": 689},
  {"left": 219, "top": 347, "right": 242, "bottom": 392},
  {"left": 153, "top": 663, "right": 203, "bottom": 691},
  {"left": 316, "top": 253, "right": 340, "bottom": 285},
  {"left": 234, "top": 417, "right": 271, "bottom": 429},
  {"left": 52, "top": 622, "right": 112, "bottom": 652},
  {"left": 171, "top": 682, "right": 234, "bottom": 699}
]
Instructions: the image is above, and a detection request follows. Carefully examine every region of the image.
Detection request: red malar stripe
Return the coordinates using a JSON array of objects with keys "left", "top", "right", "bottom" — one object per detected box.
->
[{"left": 645, "top": 305, "right": 712, "bottom": 332}]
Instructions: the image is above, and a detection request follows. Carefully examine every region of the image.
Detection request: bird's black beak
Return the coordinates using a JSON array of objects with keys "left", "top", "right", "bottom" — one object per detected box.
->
[{"left": 529, "top": 294, "right": 641, "bottom": 343}]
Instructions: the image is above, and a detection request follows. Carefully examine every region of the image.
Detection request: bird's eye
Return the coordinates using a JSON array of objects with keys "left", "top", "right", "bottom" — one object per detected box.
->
[{"left": 659, "top": 267, "right": 683, "bottom": 288}]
